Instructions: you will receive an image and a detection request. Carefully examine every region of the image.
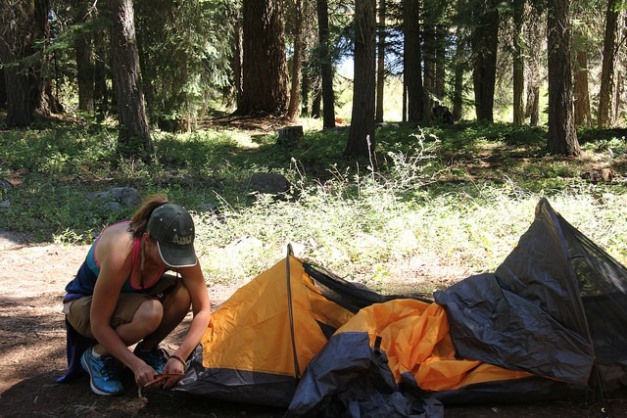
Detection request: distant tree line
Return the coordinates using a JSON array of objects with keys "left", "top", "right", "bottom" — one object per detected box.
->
[{"left": 1, "top": 0, "right": 626, "bottom": 160}]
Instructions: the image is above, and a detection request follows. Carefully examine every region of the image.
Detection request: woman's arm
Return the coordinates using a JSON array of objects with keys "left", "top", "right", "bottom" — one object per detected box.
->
[
  {"left": 167, "top": 262, "right": 212, "bottom": 364},
  {"left": 90, "top": 238, "right": 153, "bottom": 378}
]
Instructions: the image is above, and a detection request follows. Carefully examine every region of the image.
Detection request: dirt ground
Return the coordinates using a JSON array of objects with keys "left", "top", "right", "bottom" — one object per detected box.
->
[{"left": 2, "top": 229, "right": 627, "bottom": 417}]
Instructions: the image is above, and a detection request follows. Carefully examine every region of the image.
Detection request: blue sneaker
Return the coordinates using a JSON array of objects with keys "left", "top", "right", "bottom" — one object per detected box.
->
[
  {"left": 80, "top": 347, "right": 124, "bottom": 396},
  {"left": 133, "top": 343, "right": 169, "bottom": 374}
]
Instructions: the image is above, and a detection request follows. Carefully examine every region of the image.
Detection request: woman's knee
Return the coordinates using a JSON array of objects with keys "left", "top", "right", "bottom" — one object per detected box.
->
[{"left": 133, "top": 298, "right": 164, "bottom": 332}]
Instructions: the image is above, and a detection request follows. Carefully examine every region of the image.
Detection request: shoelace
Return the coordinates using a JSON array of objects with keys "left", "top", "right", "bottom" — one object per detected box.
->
[{"left": 97, "top": 356, "right": 118, "bottom": 381}]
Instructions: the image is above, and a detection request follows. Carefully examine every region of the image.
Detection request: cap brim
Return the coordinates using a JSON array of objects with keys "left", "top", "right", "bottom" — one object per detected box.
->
[{"left": 156, "top": 241, "right": 198, "bottom": 268}]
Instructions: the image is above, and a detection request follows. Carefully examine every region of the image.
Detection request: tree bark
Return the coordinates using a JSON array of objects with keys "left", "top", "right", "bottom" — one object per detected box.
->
[
  {"left": 312, "top": 84, "right": 321, "bottom": 118},
  {"left": 598, "top": 0, "right": 620, "bottom": 128},
  {"left": 375, "top": 0, "right": 386, "bottom": 123},
  {"left": 547, "top": 0, "right": 580, "bottom": 156},
  {"left": 238, "top": 0, "right": 289, "bottom": 117},
  {"left": 0, "top": 67, "right": 6, "bottom": 109},
  {"left": 231, "top": 6, "right": 243, "bottom": 110},
  {"left": 75, "top": 33, "right": 95, "bottom": 113},
  {"left": 286, "top": 0, "right": 303, "bottom": 121},
  {"left": 613, "top": 68, "right": 623, "bottom": 125},
  {"left": 317, "top": 0, "right": 336, "bottom": 129},
  {"left": 435, "top": 24, "right": 446, "bottom": 103},
  {"left": 403, "top": 0, "right": 423, "bottom": 121},
  {"left": 512, "top": 0, "right": 525, "bottom": 125},
  {"left": 93, "top": 26, "right": 109, "bottom": 121},
  {"left": 574, "top": 50, "right": 591, "bottom": 127},
  {"left": 345, "top": 0, "right": 376, "bottom": 159},
  {"left": 470, "top": 0, "right": 499, "bottom": 123},
  {"left": 74, "top": 1, "right": 95, "bottom": 113},
  {"left": 525, "top": 3, "right": 542, "bottom": 126},
  {"left": 106, "top": 0, "right": 153, "bottom": 163},
  {"left": 525, "top": 85, "right": 540, "bottom": 125},
  {"left": 0, "top": 0, "right": 55, "bottom": 126},
  {"left": 452, "top": 0, "right": 468, "bottom": 121},
  {"left": 452, "top": 33, "right": 466, "bottom": 122},
  {"left": 1, "top": 61, "right": 32, "bottom": 127},
  {"left": 299, "top": 0, "right": 316, "bottom": 117},
  {"left": 300, "top": 64, "right": 313, "bottom": 116},
  {"left": 422, "top": 23, "right": 436, "bottom": 119}
]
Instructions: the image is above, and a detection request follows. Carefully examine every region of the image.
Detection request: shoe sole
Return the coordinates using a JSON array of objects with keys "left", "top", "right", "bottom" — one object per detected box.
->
[{"left": 80, "top": 351, "right": 122, "bottom": 396}]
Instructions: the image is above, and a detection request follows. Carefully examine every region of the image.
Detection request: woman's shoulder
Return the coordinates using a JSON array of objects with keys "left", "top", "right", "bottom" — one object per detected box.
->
[{"left": 96, "top": 223, "right": 135, "bottom": 262}]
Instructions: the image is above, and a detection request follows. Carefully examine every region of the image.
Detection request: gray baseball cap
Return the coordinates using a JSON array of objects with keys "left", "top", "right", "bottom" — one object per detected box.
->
[{"left": 147, "top": 203, "right": 197, "bottom": 267}]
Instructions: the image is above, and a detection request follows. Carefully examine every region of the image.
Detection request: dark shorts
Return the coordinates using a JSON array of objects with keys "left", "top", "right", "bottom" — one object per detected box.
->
[{"left": 65, "top": 274, "right": 180, "bottom": 339}]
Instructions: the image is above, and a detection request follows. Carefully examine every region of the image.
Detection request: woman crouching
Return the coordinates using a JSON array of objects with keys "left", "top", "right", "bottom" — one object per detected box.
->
[{"left": 59, "top": 194, "right": 211, "bottom": 395}]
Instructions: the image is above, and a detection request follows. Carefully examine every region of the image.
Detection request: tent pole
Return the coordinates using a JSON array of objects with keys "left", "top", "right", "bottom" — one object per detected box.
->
[{"left": 285, "top": 244, "right": 301, "bottom": 379}]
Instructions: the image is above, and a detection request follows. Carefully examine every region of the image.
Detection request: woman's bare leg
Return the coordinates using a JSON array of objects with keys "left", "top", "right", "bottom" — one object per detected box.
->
[
  {"left": 137, "top": 282, "right": 191, "bottom": 351},
  {"left": 93, "top": 299, "right": 163, "bottom": 355}
]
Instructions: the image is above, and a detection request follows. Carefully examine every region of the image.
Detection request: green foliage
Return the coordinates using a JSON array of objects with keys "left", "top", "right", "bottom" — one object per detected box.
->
[
  {"left": 1, "top": 121, "right": 625, "bottom": 292},
  {"left": 135, "top": 0, "right": 237, "bottom": 126}
]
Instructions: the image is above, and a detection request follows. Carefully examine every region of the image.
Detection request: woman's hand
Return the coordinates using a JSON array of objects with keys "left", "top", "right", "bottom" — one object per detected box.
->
[
  {"left": 139, "top": 357, "right": 185, "bottom": 389},
  {"left": 133, "top": 362, "right": 158, "bottom": 388},
  {"left": 159, "top": 357, "right": 185, "bottom": 388}
]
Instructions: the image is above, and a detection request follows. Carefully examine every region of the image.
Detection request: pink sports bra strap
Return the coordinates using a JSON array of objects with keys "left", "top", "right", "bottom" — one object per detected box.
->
[{"left": 130, "top": 237, "right": 141, "bottom": 268}]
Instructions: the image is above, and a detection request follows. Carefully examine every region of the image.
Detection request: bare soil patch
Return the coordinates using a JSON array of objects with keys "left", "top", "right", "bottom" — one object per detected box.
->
[{"left": 1, "top": 229, "right": 627, "bottom": 417}]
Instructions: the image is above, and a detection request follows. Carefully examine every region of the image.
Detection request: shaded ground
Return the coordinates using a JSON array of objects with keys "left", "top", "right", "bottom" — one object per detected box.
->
[{"left": 1, "top": 229, "right": 627, "bottom": 417}]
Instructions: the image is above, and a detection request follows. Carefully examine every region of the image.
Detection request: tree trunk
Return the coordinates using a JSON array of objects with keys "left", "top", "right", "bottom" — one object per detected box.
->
[
  {"left": 74, "top": 2, "right": 95, "bottom": 113},
  {"left": 75, "top": 33, "right": 95, "bottom": 113},
  {"left": 93, "top": 26, "right": 109, "bottom": 121},
  {"left": 107, "top": 0, "right": 153, "bottom": 163},
  {"left": 301, "top": 63, "right": 320, "bottom": 118},
  {"left": 435, "top": 24, "right": 446, "bottom": 102},
  {"left": 231, "top": 7, "right": 243, "bottom": 110},
  {"left": 301, "top": 66, "right": 311, "bottom": 116},
  {"left": 0, "top": 68, "right": 6, "bottom": 109},
  {"left": 299, "top": 0, "right": 316, "bottom": 118},
  {"left": 345, "top": 0, "right": 376, "bottom": 159},
  {"left": 1, "top": 63, "right": 32, "bottom": 127},
  {"left": 375, "top": 0, "right": 386, "bottom": 123},
  {"left": 525, "top": 3, "right": 542, "bottom": 126},
  {"left": 402, "top": 82, "right": 407, "bottom": 121},
  {"left": 422, "top": 23, "right": 436, "bottom": 119},
  {"left": 403, "top": 0, "right": 423, "bottom": 122},
  {"left": 0, "top": 0, "right": 54, "bottom": 126},
  {"left": 547, "top": 0, "right": 580, "bottom": 156},
  {"left": 574, "top": 50, "right": 591, "bottom": 127},
  {"left": 613, "top": 68, "right": 623, "bottom": 125},
  {"left": 470, "top": 0, "right": 499, "bottom": 123},
  {"left": 598, "top": 0, "right": 620, "bottom": 128},
  {"left": 33, "top": 0, "right": 62, "bottom": 117},
  {"left": 312, "top": 85, "right": 321, "bottom": 118},
  {"left": 525, "top": 85, "right": 540, "bottom": 125},
  {"left": 317, "top": 0, "right": 336, "bottom": 129},
  {"left": 238, "top": 0, "right": 289, "bottom": 117},
  {"left": 452, "top": 0, "right": 468, "bottom": 121},
  {"left": 512, "top": 0, "right": 525, "bottom": 125},
  {"left": 452, "top": 34, "right": 465, "bottom": 122},
  {"left": 286, "top": 0, "right": 303, "bottom": 121}
]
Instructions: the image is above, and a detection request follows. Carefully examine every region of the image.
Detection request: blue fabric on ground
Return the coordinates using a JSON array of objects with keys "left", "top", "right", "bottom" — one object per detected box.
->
[{"left": 56, "top": 319, "right": 96, "bottom": 383}]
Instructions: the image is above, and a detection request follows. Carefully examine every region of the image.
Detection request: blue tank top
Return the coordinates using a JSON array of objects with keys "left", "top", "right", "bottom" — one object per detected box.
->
[{"left": 63, "top": 222, "right": 163, "bottom": 301}]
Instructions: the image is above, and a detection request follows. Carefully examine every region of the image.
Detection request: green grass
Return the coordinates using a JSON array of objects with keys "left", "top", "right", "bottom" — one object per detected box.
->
[{"left": 1, "top": 118, "right": 625, "bottom": 293}]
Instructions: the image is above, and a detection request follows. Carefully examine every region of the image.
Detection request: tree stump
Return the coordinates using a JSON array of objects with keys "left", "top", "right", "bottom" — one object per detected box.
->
[{"left": 277, "top": 125, "right": 304, "bottom": 147}]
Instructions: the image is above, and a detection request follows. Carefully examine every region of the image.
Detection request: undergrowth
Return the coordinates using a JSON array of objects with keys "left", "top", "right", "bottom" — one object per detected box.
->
[{"left": 0, "top": 118, "right": 625, "bottom": 293}]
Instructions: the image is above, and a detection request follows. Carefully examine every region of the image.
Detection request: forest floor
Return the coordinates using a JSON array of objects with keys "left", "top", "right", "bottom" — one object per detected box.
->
[{"left": 1, "top": 230, "right": 627, "bottom": 417}]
